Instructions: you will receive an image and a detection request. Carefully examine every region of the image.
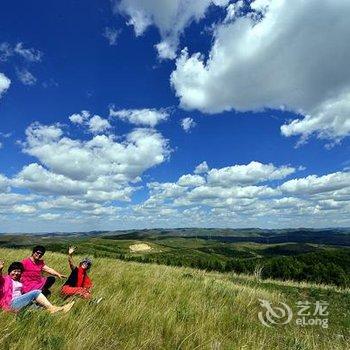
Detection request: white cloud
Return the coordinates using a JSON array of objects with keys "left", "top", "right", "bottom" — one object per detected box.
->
[
  {"left": 0, "top": 132, "right": 11, "bottom": 138},
  {"left": 115, "top": 0, "right": 229, "bottom": 59},
  {"left": 224, "top": 0, "right": 244, "bottom": 22},
  {"left": 171, "top": 0, "right": 350, "bottom": 141},
  {"left": 194, "top": 161, "right": 209, "bottom": 174},
  {"left": 69, "top": 110, "right": 111, "bottom": 134},
  {"left": 281, "top": 91, "right": 350, "bottom": 140},
  {"left": 0, "top": 73, "right": 11, "bottom": 97},
  {"left": 0, "top": 43, "right": 12, "bottom": 61},
  {"left": 109, "top": 107, "right": 169, "bottom": 127},
  {"left": 69, "top": 110, "right": 90, "bottom": 124},
  {"left": 147, "top": 182, "right": 187, "bottom": 200},
  {"left": 22, "top": 122, "right": 170, "bottom": 183},
  {"left": 3, "top": 158, "right": 350, "bottom": 229},
  {"left": 185, "top": 185, "right": 278, "bottom": 204},
  {"left": 133, "top": 163, "right": 350, "bottom": 228},
  {"left": 0, "top": 42, "right": 42, "bottom": 62},
  {"left": 181, "top": 117, "right": 196, "bottom": 132},
  {"left": 88, "top": 115, "right": 111, "bottom": 134},
  {"left": 177, "top": 174, "right": 205, "bottom": 187},
  {"left": 207, "top": 161, "right": 295, "bottom": 187},
  {"left": 0, "top": 116, "right": 173, "bottom": 230},
  {"left": 13, "top": 163, "right": 87, "bottom": 195},
  {"left": 14, "top": 42, "right": 42, "bottom": 62},
  {"left": 103, "top": 27, "right": 120, "bottom": 46},
  {"left": 0, "top": 193, "right": 38, "bottom": 206},
  {"left": 143, "top": 161, "right": 291, "bottom": 209},
  {"left": 37, "top": 196, "right": 100, "bottom": 211},
  {"left": 39, "top": 213, "right": 60, "bottom": 221},
  {"left": 16, "top": 68, "right": 37, "bottom": 85},
  {"left": 83, "top": 206, "right": 118, "bottom": 217},
  {"left": 13, "top": 204, "right": 37, "bottom": 214},
  {"left": 25, "top": 122, "right": 63, "bottom": 144},
  {"left": 280, "top": 171, "right": 350, "bottom": 195},
  {"left": 0, "top": 174, "right": 9, "bottom": 193}
]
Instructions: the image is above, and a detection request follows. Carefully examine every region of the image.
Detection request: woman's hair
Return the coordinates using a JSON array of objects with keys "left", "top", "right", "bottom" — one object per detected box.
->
[
  {"left": 80, "top": 257, "right": 93, "bottom": 269},
  {"left": 32, "top": 245, "right": 46, "bottom": 254},
  {"left": 8, "top": 262, "right": 24, "bottom": 274}
]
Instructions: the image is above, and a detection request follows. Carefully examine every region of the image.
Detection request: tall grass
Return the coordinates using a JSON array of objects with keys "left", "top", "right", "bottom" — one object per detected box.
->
[{"left": 0, "top": 248, "right": 349, "bottom": 349}]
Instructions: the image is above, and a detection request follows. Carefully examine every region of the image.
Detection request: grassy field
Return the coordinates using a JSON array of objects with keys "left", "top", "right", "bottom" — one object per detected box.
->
[
  {"left": 1, "top": 231, "right": 350, "bottom": 287},
  {"left": 0, "top": 247, "right": 349, "bottom": 349}
]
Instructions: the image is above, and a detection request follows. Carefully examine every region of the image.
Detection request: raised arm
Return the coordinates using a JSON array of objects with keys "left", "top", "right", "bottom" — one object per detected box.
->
[
  {"left": 42, "top": 264, "right": 66, "bottom": 279},
  {"left": 68, "top": 246, "right": 76, "bottom": 270}
]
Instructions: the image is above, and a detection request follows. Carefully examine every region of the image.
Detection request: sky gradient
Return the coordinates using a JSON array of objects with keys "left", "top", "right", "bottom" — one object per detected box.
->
[{"left": 1, "top": 0, "right": 350, "bottom": 232}]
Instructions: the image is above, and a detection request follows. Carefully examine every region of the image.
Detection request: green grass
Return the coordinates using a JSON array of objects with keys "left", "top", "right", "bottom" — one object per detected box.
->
[
  {"left": 1, "top": 236, "right": 350, "bottom": 287},
  {"left": 0, "top": 247, "right": 349, "bottom": 349}
]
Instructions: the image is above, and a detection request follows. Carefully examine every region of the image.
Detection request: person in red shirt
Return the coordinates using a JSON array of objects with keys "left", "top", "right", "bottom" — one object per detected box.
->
[
  {"left": 21, "top": 245, "right": 66, "bottom": 297},
  {"left": 61, "top": 246, "right": 93, "bottom": 300}
]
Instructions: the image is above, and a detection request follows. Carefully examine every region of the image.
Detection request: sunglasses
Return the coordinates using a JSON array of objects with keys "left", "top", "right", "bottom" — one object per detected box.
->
[{"left": 34, "top": 251, "right": 44, "bottom": 256}]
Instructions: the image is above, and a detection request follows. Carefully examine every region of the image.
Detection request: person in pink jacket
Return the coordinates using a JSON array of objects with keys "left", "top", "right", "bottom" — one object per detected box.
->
[
  {"left": 21, "top": 245, "right": 66, "bottom": 297},
  {"left": 0, "top": 259, "right": 74, "bottom": 313}
]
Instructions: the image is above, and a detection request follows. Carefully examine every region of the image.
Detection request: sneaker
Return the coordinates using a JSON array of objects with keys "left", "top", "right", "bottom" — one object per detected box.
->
[
  {"left": 62, "top": 301, "right": 75, "bottom": 313},
  {"left": 90, "top": 297, "right": 103, "bottom": 305}
]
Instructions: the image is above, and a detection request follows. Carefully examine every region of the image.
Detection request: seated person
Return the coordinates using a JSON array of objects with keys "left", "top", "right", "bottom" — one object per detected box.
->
[
  {"left": 61, "top": 247, "right": 93, "bottom": 300},
  {"left": 21, "top": 245, "right": 66, "bottom": 297},
  {"left": 0, "top": 259, "right": 74, "bottom": 313}
]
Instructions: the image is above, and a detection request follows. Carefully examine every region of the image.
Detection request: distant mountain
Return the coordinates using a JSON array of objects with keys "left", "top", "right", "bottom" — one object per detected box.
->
[{"left": 1, "top": 227, "right": 350, "bottom": 238}]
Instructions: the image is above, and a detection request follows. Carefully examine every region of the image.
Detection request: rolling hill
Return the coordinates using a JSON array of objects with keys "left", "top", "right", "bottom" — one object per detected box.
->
[{"left": 0, "top": 247, "right": 349, "bottom": 349}]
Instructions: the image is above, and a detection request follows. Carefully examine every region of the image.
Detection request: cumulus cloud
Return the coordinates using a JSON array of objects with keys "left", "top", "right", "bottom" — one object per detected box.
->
[
  {"left": 37, "top": 196, "right": 97, "bottom": 211},
  {"left": 171, "top": 0, "right": 350, "bottom": 141},
  {"left": 181, "top": 117, "right": 196, "bottom": 132},
  {"left": 144, "top": 160, "right": 292, "bottom": 208},
  {"left": 280, "top": 91, "right": 350, "bottom": 140},
  {"left": 13, "top": 163, "right": 88, "bottom": 196},
  {"left": 39, "top": 213, "right": 60, "bottom": 221},
  {"left": 22, "top": 122, "right": 170, "bottom": 183},
  {"left": 13, "top": 204, "right": 37, "bottom": 214},
  {"left": 194, "top": 161, "right": 209, "bottom": 174},
  {"left": 135, "top": 162, "right": 350, "bottom": 228},
  {"left": 88, "top": 115, "right": 111, "bottom": 134},
  {"left": 0, "top": 73, "right": 11, "bottom": 97},
  {"left": 69, "top": 110, "right": 90, "bottom": 124},
  {"left": 0, "top": 174, "right": 9, "bottom": 193},
  {"left": 109, "top": 107, "right": 169, "bottom": 127},
  {"left": 224, "top": 0, "right": 244, "bottom": 22},
  {"left": 69, "top": 110, "right": 111, "bottom": 134},
  {"left": 280, "top": 171, "right": 350, "bottom": 195},
  {"left": 177, "top": 174, "right": 205, "bottom": 187},
  {"left": 0, "top": 115, "right": 173, "bottom": 230},
  {"left": 103, "top": 27, "right": 121, "bottom": 46},
  {"left": 115, "top": 0, "right": 229, "bottom": 59},
  {"left": 3, "top": 157, "right": 350, "bottom": 229},
  {"left": 16, "top": 68, "right": 37, "bottom": 85},
  {"left": 207, "top": 161, "right": 295, "bottom": 187}
]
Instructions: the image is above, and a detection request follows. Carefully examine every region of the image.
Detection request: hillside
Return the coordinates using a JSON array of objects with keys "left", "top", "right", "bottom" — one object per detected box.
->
[
  {"left": 0, "top": 248, "right": 349, "bottom": 349},
  {"left": 1, "top": 231, "right": 349, "bottom": 287}
]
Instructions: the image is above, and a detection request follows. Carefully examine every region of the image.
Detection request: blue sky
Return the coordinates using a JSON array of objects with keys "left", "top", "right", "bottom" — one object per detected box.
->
[{"left": 1, "top": 0, "right": 350, "bottom": 232}]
